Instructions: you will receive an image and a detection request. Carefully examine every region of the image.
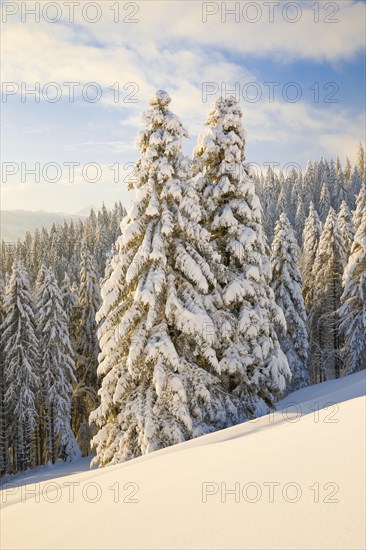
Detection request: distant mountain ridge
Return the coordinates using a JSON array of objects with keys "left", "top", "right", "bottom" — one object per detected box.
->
[{"left": 1, "top": 209, "right": 91, "bottom": 242}]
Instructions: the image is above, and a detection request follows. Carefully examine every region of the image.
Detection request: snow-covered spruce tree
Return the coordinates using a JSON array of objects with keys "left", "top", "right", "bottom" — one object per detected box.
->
[
  {"left": 23, "top": 231, "right": 34, "bottom": 280},
  {"left": 327, "top": 160, "right": 337, "bottom": 210},
  {"left": 338, "top": 201, "right": 355, "bottom": 258},
  {"left": 0, "top": 278, "right": 7, "bottom": 474},
  {"left": 344, "top": 157, "right": 352, "bottom": 184},
  {"left": 50, "top": 226, "right": 68, "bottom": 284},
  {"left": 303, "top": 160, "right": 316, "bottom": 211},
  {"left": 0, "top": 242, "right": 13, "bottom": 279},
  {"left": 310, "top": 209, "right": 347, "bottom": 381},
  {"left": 61, "top": 274, "right": 79, "bottom": 368},
  {"left": 288, "top": 170, "right": 303, "bottom": 229},
  {"left": 353, "top": 185, "right": 366, "bottom": 232},
  {"left": 33, "top": 263, "right": 51, "bottom": 465},
  {"left": 260, "top": 167, "right": 279, "bottom": 243},
  {"left": 277, "top": 185, "right": 288, "bottom": 217},
  {"left": 339, "top": 210, "right": 366, "bottom": 373},
  {"left": 33, "top": 229, "right": 50, "bottom": 280},
  {"left": 312, "top": 161, "right": 321, "bottom": 209},
  {"left": 90, "top": 91, "right": 238, "bottom": 466},
  {"left": 73, "top": 241, "right": 100, "bottom": 454},
  {"left": 110, "top": 201, "right": 126, "bottom": 243},
  {"left": 301, "top": 202, "right": 323, "bottom": 309},
  {"left": 319, "top": 180, "right": 331, "bottom": 223},
  {"left": 83, "top": 209, "right": 98, "bottom": 255},
  {"left": 2, "top": 260, "right": 39, "bottom": 472},
  {"left": 37, "top": 267, "right": 80, "bottom": 463},
  {"left": 271, "top": 214, "right": 309, "bottom": 392},
  {"left": 35, "top": 263, "right": 48, "bottom": 297},
  {"left": 61, "top": 273, "right": 78, "bottom": 320},
  {"left": 334, "top": 158, "right": 349, "bottom": 211},
  {"left": 356, "top": 142, "right": 365, "bottom": 183},
  {"left": 194, "top": 96, "right": 290, "bottom": 417},
  {"left": 95, "top": 205, "right": 113, "bottom": 278},
  {"left": 351, "top": 167, "right": 362, "bottom": 209},
  {"left": 294, "top": 194, "right": 306, "bottom": 247}
]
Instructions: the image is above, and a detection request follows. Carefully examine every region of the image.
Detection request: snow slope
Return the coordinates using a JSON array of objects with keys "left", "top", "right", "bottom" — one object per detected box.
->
[{"left": 1, "top": 371, "right": 365, "bottom": 550}]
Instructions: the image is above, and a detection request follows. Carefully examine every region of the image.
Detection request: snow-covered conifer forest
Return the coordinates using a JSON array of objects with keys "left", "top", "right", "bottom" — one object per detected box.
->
[{"left": 0, "top": 93, "right": 365, "bottom": 476}]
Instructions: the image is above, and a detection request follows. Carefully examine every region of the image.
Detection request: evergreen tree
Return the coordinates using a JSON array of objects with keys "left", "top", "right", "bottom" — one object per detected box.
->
[
  {"left": 334, "top": 159, "right": 349, "bottom": 211},
  {"left": 61, "top": 273, "right": 78, "bottom": 320},
  {"left": 194, "top": 96, "right": 290, "bottom": 417},
  {"left": 303, "top": 160, "right": 316, "bottom": 210},
  {"left": 37, "top": 268, "right": 80, "bottom": 463},
  {"left": 338, "top": 201, "right": 355, "bottom": 258},
  {"left": 277, "top": 186, "right": 287, "bottom": 217},
  {"left": 50, "top": 226, "right": 68, "bottom": 284},
  {"left": 261, "top": 167, "right": 279, "bottom": 242},
  {"left": 61, "top": 274, "right": 79, "bottom": 358},
  {"left": 110, "top": 202, "right": 125, "bottom": 243},
  {"left": 313, "top": 161, "right": 322, "bottom": 210},
  {"left": 301, "top": 202, "right": 323, "bottom": 309},
  {"left": 0, "top": 278, "right": 7, "bottom": 474},
  {"left": 339, "top": 210, "right": 366, "bottom": 373},
  {"left": 0, "top": 241, "right": 13, "bottom": 279},
  {"left": 344, "top": 157, "right": 352, "bottom": 183},
  {"left": 23, "top": 231, "right": 33, "bottom": 280},
  {"left": 73, "top": 242, "right": 101, "bottom": 454},
  {"left": 353, "top": 185, "right": 366, "bottom": 232},
  {"left": 271, "top": 214, "right": 309, "bottom": 392},
  {"left": 90, "top": 91, "right": 238, "bottom": 466},
  {"left": 14, "top": 239, "right": 23, "bottom": 262},
  {"left": 2, "top": 260, "right": 39, "bottom": 472},
  {"left": 95, "top": 212, "right": 111, "bottom": 277},
  {"left": 310, "top": 209, "right": 347, "bottom": 381},
  {"left": 35, "top": 263, "right": 48, "bottom": 294},
  {"left": 83, "top": 209, "right": 98, "bottom": 254},
  {"left": 351, "top": 166, "right": 362, "bottom": 208},
  {"left": 356, "top": 142, "right": 365, "bottom": 183},
  {"left": 294, "top": 194, "right": 306, "bottom": 247},
  {"left": 343, "top": 158, "right": 354, "bottom": 209},
  {"left": 286, "top": 170, "right": 299, "bottom": 227},
  {"left": 319, "top": 180, "right": 331, "bottom": 222},
  {"left": 31, "top": 229, "right": 49, "bottom": 283},
  {"left": 328, "top": 160, "right": 337, "bottom": 210}
]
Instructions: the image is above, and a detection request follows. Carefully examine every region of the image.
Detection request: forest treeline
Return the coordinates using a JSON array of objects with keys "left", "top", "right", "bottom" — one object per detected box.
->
[{"left": 1, "top": 93, "right": 365, "bottom": 473}]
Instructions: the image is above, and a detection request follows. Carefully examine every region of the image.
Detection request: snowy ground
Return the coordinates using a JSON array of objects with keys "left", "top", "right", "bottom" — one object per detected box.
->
[
  {"left": 1, "top": 371, "right": 365, "bottom": 550},
  {"left": 0, "top": 456, "right": 93, "bottom": 487}
]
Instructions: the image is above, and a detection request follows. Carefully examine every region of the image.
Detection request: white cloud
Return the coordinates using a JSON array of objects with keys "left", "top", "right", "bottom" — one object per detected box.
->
[
  {"left": 1, "top": 0, "right": 365, "bottom": 211},
  {"left": 2, "top": 1, "right": 365, "bottom": 86},
  {"left": 63, "top": 0, "right": 365, "bottom": 62}
]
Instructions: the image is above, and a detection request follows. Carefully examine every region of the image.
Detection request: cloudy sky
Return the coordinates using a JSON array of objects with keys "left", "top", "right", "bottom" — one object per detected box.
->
[{"left": 1, "top": 0, "right": 365, "bottom": 213}]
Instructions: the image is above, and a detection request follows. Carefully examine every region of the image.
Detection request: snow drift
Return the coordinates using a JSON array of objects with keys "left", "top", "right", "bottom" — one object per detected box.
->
[{"left": 1, "top": 371, "right": 365, "bottom": 550}]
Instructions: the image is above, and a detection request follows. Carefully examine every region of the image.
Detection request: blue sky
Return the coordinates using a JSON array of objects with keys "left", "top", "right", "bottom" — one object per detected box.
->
[{"left": 1, "top": 0, "right": 365, "bottom": 212}]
